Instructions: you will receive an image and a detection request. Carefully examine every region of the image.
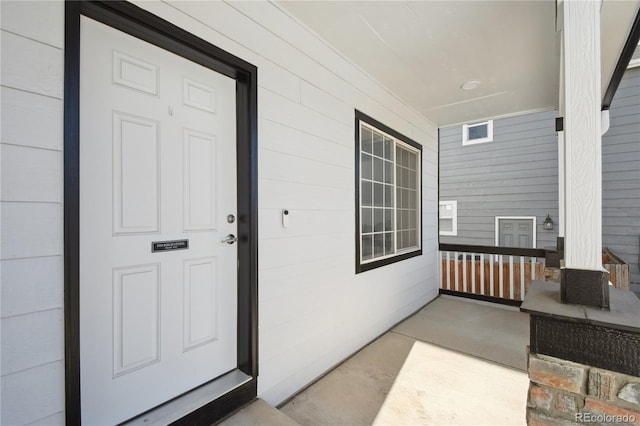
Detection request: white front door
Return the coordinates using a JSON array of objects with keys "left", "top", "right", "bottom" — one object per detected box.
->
[{"left": 79, "top": 17, "right": 238, "bottom": 425}]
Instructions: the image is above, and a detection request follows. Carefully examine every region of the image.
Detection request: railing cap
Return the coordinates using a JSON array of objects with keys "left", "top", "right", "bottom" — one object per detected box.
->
[{"left": 439, "top": 243, "right": 549, "bottom": 258}]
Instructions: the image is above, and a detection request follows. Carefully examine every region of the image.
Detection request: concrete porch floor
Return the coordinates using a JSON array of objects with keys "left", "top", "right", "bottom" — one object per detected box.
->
[{"left": 218, "top": 295, "right": 530, "bottom": 426}]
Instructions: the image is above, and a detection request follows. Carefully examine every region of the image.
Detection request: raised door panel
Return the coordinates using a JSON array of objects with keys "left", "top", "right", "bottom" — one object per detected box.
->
[
  {"left": 183, "top": 257, "right": 218, "bottom": 352},
  {"left": 183, "top": 77, "right": 217, "bottom": 113},
  {"left": 112, "top": 112, "right": 160, "bottom": 234},
  {"left": 183, "top": 129, "right": 217, "bottom": 231},
  {"left": 503, "top": 234, "right": 514, "bottom": 247},
  {"left": 113, "top": 264, "right": 161, "bottom": 377},
  {"left": 113, "top": 50, "right": 159, "bottom": 96}
]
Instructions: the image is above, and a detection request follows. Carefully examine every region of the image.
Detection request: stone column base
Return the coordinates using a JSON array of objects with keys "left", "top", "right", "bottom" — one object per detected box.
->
[{"left": 527, "top": 352, "right": 640, "bottom": 425}]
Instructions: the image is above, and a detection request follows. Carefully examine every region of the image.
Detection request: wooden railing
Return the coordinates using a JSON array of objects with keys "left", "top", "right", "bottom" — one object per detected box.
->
[
  {"left": 438, "top": 243, "right": 548, "bottom": 302},
  {"left": 603, "top": 247, "right": 630, "bottom": 291}
]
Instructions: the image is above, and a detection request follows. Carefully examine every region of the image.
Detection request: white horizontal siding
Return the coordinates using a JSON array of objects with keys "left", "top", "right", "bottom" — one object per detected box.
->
[
  {"left": 259, "top": 148, "right": 352, "bottom": 190},
  {"left": 259, "top": 209, "right": 352, "bottom": 240},
  {"left": 259, "top": 233, "right": 353, "bottom": 271},
  {"left": 300, "top": 80, "right": 353, "bottom": 126},
  {"left": 0, "top": 30, "right": 63, "bottom": 99},
  {"left": 1, "top": 87, "right": 63, "bottom": 151},
  {"left": 259, "top": 88, "right": 353, "bottom": 146},
  {"left": 259, "top": 257, "right": 352, "bottom": 300},
  {"left": 26, "top": 412, "right": 66, "bottom": 426},
  {"left": 1, "top": 202, "right": 63, "bottom": 260},
  {"left": 1, "top": 2, "right": 65, "bottom": 424},
  {"left": 2, "top": 0, "right": 439, "bottom": 422},
  {"left": 259, "top": 179, "right": 352, "bottom": 211},
  {"left": 260, "top": 119, "right": 353, "bottom": 168},
  {"left": 1, "top": 256, "right": 63, "bottom": 318},
  {"left": 1, "top": 309, "right": 64, "bottom": 376},
  {"left": 1, "top": 144, "right": 62, "bottom": 202},
  {"left": 0, "top": 1, "right": 64, "bottom": 49},
  {"left": 1, "top": 361, "right": 64, "bottom": 426}
]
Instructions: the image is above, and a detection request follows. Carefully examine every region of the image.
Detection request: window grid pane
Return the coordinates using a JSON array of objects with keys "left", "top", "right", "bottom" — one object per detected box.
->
[
  {"left": 361, "top": 153, "right": 372, "bottom": 180},
  {"left": 360, "top": 123, "right": 420, "bottom": 263},
  {"left": 373, "top": 132, "right": 384, "bottom": 157},
  {"left": 362, "top": 128, "right": 373, "bottom": 153},
  {"left": 395, "top": 146, "right": 419, "bottom": 252}
]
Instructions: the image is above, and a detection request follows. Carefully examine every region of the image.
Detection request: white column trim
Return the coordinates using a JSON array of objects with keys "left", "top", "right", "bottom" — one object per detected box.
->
[
  {"left": 601, "top": 110, "right": 610, "bottom": 135},
  {"left": 558, "top": 130, "right": 565, "bottom": 238},
  {"left": 558, "top": 30, "right": 565, "bottom": 239},
  {"left": 562, "top": 0, "right": 603, "bottom": 271}
]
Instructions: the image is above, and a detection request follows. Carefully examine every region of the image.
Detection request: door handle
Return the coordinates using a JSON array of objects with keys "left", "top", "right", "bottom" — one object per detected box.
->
[{"left": 221, "top": 234, "right": 237, "bottom": 245}]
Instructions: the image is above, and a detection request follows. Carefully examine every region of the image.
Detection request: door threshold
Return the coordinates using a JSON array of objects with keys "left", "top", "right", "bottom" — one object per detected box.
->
[{"left": 122, "top": 369, "right": 253, "bottom": 426}]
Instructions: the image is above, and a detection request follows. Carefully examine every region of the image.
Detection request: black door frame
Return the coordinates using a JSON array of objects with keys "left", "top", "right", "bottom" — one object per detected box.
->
[{"left": 64, "top": 2, "right": 258, "bottom": 424}]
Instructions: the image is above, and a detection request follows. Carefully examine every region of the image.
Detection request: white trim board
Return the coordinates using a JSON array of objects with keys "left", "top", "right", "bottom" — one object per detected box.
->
[{"left": 494, "top": 216, "right": 537, "bottom": 248}]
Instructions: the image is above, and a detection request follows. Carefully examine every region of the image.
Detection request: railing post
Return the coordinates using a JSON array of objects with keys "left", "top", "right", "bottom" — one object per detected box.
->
[
  {"left": 454, "top": 252, "right": 459, "bottom": 292},
  {"left": 520, "top": 256, "right": 525, "bottom": 300},
  {"left": 438, "top": 250, "right": 443, "bottom": 289},
  {"left": 531, "top": 257, "right": 536, "bottom": 281},
  {"left": 480, "top": 253, "right": 485, "bottom": 295},
  {"left": 446, "top": 251, "right": 451, "bottom": 290},
  {"left": 462, "top": 253, "right": 467, "bottom": 293},
  {"left": 471, "top": 253, "right": 476, "bottom": 294},
  {"left": 509, "top": 256, "right": 514, "bottom": 299},
  {"left": 499, "top": 255, "right": 504, "bottom": 298},
  {"left": 489, "top": 254, "right": 494, "bottom": 297}
]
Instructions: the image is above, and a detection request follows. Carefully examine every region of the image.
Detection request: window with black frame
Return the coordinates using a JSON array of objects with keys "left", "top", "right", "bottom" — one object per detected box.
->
[{"left": 355, "top": 111, "right": 422, "bottom": 273}]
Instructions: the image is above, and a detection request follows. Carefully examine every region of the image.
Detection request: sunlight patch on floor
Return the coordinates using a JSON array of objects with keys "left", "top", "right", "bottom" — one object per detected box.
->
[{"left": 373, "top": 341, "right": 528, "bottom": 426}]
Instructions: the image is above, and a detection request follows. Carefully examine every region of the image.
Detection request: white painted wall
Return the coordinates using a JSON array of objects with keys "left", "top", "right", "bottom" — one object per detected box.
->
[{"left": 0, "top": 1, "right": 438, "bottom": 423}]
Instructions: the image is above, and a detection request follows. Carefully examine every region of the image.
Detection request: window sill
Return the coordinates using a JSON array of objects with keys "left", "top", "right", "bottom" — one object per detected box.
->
[{"left": 356, "top": 248, "right": 422, "bottom": 274}]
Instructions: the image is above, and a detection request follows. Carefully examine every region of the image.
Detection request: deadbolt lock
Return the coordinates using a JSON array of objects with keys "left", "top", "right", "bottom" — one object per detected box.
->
[{"left": 227, "top": 214, "right": 235, "bottom": 224}]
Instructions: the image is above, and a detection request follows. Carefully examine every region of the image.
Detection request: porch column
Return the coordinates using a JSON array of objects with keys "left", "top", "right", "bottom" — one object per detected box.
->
[
  {"left": 524, "top": 10, "right": 638, "bottom": 424},
  {"left": 558, "top": 29, "right": 565, "bottom": 240},
  {"left": 561, "top": 0, "right": 608, "bottom": 308}
]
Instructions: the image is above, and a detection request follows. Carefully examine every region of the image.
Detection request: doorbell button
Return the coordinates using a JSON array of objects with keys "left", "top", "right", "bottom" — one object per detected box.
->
[{"left": 282, "top": 209, "right": 290, "bottom": 228}]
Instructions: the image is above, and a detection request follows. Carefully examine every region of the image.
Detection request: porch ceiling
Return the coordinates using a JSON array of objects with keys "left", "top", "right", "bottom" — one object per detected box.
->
[{"left": 276, "top": 0, "right": 640, "bottom": 127}]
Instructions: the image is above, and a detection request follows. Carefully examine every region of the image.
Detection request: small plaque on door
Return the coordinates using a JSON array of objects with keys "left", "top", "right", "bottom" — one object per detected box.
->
[{"left": 152, "top": 239, "right": 189, "bottom": 252}]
